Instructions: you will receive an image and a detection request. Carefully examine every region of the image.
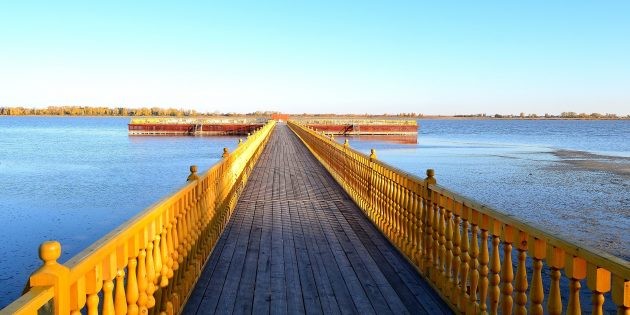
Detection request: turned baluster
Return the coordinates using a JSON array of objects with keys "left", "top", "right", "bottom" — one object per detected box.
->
[
  {"left": 137, "top": 249, "right": 149, "bottom": 312},
  {"left": 450, "top": 202, "right": 462, "bottom": 306},
  {"left": 126, "top": 258, "right": 139, "bottom": 315},
  {"left": 433, "top": 192, "right": 442, "bottom": 285},
  {"left": 587, "top": 264, "right": 611, "bottom": 315},
  {"left": 528, "top": 237, "right": 546, "bottom": 315},
  {"left": 489, "top": 232, "right": 501, "bottom": 315},
  {"left": 102, "top": 279, "right": 115, "bottom": 315},
  {"left": 114, "top": 270, "right": 127, "bottom": 315},
  {"left": 444, "top": 198, "right": 454, "bottom": 298},
  {"left": 146, "top": 241, "right": 156, "bottom": 308},
  {"left": 546, "top": 246, "right": 565, "bottom": 315},
  {"left": 478, "top": 219, "right": 490, "bottom": 315},
  {"left": 501, "top": 225, "right": 516, "bottom": 315},
  {"left": 565, "top": 255, "right": 587, "bottom": 315},
  {"left": 468, "top": 221, "right": 480, "bottom": 314},
  {"left": 85, "top": 266, "right": 103, "bottom": 315},
  {"left": 611, "top": 275, "right": 630, "bottom": 315},
  {"left": 459, "top": 213, "right": 470, "bottom": 312},
  {"left": 514, "top": 233, "right": 528, "bottom": 315}
]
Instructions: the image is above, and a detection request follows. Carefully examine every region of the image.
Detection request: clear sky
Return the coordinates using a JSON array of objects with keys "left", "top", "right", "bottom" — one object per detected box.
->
[{"left": 1, "top": 1, "right": 629, "bottom": 115}]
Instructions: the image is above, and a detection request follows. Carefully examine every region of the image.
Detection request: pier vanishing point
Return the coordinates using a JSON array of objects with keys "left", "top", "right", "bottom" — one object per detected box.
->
[{"left": 2, "top": 121, "right": 629, "bottom": 315}]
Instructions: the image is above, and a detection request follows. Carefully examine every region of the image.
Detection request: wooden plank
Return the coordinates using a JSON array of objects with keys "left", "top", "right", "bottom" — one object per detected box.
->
[
  {"left": 253, "top": 200, "right": 273, "bottom": 314},
  {"left": 214, "top": 201, "right": 256, "bottom": 314},
  {"left": 288, "top": 200, "right": 323, "bottom": 315},
  {"left": 269, "top": 201, "right": 288, "bottom": 315}
]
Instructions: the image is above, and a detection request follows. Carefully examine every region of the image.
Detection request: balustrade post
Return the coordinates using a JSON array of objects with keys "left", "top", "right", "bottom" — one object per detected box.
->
[
  {"left": 489, "top": 220, "right": 502, "bottom": 315},
  {"left": 222, "top": 147, "right": 230, "bottom": 158},
  {"left": 565, "top": 255, "right": 587, "bottom": 315},
  {"left": 611, "top": 275, "right": 629, "bottom": 315},
  {"left": 187, "top": 165, "right": 199, "bottom": 182},
  {"left": 29, "top": 241, "right": 71, "bottom": 315},
  {"left": 546, "top": 246, "right": 565, "bottom": 315},
  {"left": 423, "top": 169, "right": 436, "bottom": 277},
  {"left": 528, "top": 237, "right": 546, "bottom": 315},
  {"left": 586, "top": 263, "right": 611, "bottom": 315}
]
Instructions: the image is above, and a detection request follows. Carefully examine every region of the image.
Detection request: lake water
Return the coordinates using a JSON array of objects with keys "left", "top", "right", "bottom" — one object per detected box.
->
[{"left": 0, "top": 117, "right": 628, "bottom": 308}]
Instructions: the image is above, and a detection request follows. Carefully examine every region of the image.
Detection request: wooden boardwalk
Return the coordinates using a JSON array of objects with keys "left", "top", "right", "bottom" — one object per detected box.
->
[{"left": 183, "top": 125, "right": 452, "bottom": 315}]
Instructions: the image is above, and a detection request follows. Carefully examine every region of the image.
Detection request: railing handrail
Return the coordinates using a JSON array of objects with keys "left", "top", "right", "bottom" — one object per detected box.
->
[
  {"left": 429, "top": 183, "right": 630, "bottom": 278},
  {"left": 1, "top": 121, "right": 277, "bottom": 314}
]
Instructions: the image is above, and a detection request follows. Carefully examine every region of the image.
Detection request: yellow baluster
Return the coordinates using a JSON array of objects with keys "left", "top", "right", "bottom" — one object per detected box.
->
[
  {"left": 146, "top": 241, "right": 156, "bottom": 308},
  {"left": 587, "top": 264, "right": 611, "bottom": 315},
  {"left": 501, "top": 241, "right": 514, "bottom": 314},
  {"left": 127, "top": 258, "right": 139, "bottom": 315},
  {"left": 102, "top": 279, "right": 115, "bottom": 315},
  {"left": 479, "top": 227, "right": 490, "bottom": 315},
  {"left": 515, "top": 236, "right": 528, "bottom": 315},
  {"left": 611, "top": 276, "right": 629, "bottom": 315},
  {"left": 565, "top": 255, "right": 586, "bottom": 315},
  {"left": 528, "top": 237, "right": 546, "bottom": 315},
  {"left": 468, "top": 222, "right": 480, "bottom": 314},
  {"left": 115, "top": 269, "right": 128, "bottom": 315},
  {"left": 444, "top": 202, "right": 454, "bottom": 298},
  {"left": 450, "top": 207, "right": 461, "bottom": 306},
  {"left": 546, "top": 246, "right": 565, "bottom": 315},
  {"left": 137, "top": 249, "right": 149, "bottom": 312},
  {"left": 489, "top": 233, "right": 501, "bottom": 315},
  {"left": 87, "top": 293, "right": 100, "bottom": 315},
  {"left": 459, "top": 217, "right": 470, "bottom": 312}
]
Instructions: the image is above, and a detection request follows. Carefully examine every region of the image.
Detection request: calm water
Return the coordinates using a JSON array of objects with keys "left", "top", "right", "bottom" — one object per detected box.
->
[
  {"left": 0, "top": 117, "right": 628, "bottom": 308},
  {"left": 0, "top": 117, "right": 240, "bottom": 307}
]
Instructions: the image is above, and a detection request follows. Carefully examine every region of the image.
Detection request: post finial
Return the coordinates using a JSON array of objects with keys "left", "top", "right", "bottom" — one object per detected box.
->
[
  {"left": 238, "top": 139, "right": 243, "bottom": 145},
  {"left": 344, "top": 139, "right": 350, "bottom": 148},
  {"left": 369, "top": 149, "right": 377, "bottom": 161},
  {"left": 39, "top": 241, "right": 61, "bottom": 265},
  {"left": 330, "top": 134, "right": 334, "bottom": 141},
  {"left": 187, "top": 165, "right": 199, "bottom": 182},
  {"left": 425, "top": 168, "right": 436, "bottom": 185},
  {"left": 222, "top": 147, "right": 230, "bottom": 158}
]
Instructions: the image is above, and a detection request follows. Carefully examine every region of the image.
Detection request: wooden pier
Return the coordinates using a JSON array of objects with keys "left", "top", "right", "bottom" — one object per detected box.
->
[{"left": 183, "top": 125, "right": 450, "bottom": 314}]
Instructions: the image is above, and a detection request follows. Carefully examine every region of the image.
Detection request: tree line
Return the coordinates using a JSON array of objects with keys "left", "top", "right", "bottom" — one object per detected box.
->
[{"left": 0, "top": 106, "right": 203, "bottom": 116}]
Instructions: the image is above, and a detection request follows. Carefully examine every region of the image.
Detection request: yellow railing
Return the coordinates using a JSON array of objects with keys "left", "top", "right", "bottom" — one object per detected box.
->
[
  {"left": 288, "top": 120, "right": 630, "bottom": 315},
  {"left": 1, "top": 121, "right": 276, "bottom": 315}
]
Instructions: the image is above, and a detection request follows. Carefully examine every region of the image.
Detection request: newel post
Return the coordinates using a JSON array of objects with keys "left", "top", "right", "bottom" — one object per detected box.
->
[
  {"left": 29, "top": 241, "right": 71, "bottom": 314},
  {"left": 187, "top": 165, "right": 199, "bottom": 182},
  {"left": 423, "top": 169, "right": 436, "bottom": 276},
  {"left": 367, "top": 149, "right": 377, "bottom": 218},
  {"left": 222, "top": 148, "right": 230, "bottom": 158}
]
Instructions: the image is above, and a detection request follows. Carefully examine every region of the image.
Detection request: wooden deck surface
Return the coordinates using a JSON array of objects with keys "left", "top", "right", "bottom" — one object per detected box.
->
[{"left": 183, "top": 124, "right": 452, "bottom": 315}]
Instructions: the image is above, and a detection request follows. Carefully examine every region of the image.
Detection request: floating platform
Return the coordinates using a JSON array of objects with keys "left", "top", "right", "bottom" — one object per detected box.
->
[
  {"left": 128, "top": 118, "right": 265, "bottom": 135},
  {"left": 299, "top": 118, "right": 418, "bottom": 136},
  {"left": 128, "top": 117, "right": 418, "bottom": 137}
]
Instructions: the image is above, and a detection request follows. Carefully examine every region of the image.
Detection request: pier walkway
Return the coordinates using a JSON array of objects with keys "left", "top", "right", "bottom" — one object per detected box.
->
[{"left": 183, "top": 125, "right": 451, "bottom": 314}]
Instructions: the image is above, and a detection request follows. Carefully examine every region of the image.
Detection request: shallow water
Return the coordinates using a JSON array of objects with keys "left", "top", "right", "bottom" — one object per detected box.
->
[
  {"left": 0, "top": 117, "right": 628, "bottom": 308},
  {"left": 338, "top": 119, "right": 630, "bottom": 260},
  {"left": 0, "top": 117, "right": 241, "bottom": 307}
]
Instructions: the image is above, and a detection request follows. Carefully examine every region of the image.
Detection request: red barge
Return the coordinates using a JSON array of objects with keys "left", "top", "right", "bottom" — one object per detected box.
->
[
  {"left": 128, "top": 117, "right": 418, "bottom": 139},
  {"left": 128, "top": 118, "right": 265, "bottom": 135}
]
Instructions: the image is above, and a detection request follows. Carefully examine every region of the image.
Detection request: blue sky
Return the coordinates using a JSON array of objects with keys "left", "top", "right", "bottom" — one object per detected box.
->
[{"left": 1, "top": 1, "right": 629, "bottom": 115}]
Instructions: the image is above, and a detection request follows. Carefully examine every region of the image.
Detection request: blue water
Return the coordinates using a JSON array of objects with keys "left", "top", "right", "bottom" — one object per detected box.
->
[
  {"left": 0, "top": 117, "right": 241, "bottom": 307},
  {"left": 0, "top": 117, "right": 628, "bottom": 308}
]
